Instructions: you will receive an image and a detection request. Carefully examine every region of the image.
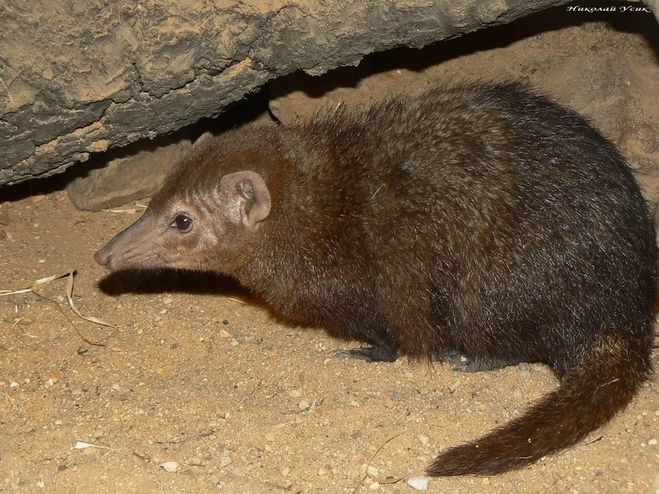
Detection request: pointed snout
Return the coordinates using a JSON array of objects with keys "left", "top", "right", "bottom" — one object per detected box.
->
[
  {"left": 94, "top": 245, "right": 113, "bottom": 268},
  {"left": 94, "top": 212, "right": 152, "bottom": 271}
]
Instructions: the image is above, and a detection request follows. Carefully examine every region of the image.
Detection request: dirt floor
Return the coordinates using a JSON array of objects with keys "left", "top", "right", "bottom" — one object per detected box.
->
[
  {"left": 2, "top": 8, "right": 659, "bottom": 494},
  {"left": 0, "top": 194, "right": 657, "bottom": 494}
]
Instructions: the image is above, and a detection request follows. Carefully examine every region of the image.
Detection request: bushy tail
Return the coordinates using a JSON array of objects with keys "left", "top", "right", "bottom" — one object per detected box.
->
[{"left": 428, "top": 334, "right": 652, "bottom": 476}]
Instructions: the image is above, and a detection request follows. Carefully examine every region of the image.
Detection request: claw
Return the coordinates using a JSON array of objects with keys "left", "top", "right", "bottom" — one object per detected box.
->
[{"left": 332, "top": 344, "right": 398, "bottom": 363}]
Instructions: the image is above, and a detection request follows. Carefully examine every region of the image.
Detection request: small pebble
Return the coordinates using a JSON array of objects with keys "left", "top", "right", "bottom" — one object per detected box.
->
[
  {"left": 288, "top": 388, "right": 303, "bottom": 398},
  {"left": 10, "top": 381, "right": 19, "bottom": 388},
  {"left": 369, "top": 481, "right": 380, "bottom": 490},
  {"left": 219, "top": 456, "right": 232, "bottom": 468},
  {"left": 73, "top": 441, "right": 95, "bottom": 449},
  {"left": 517, "top": 362, "right": 530, "bottom": 372},
  {"left": 298, "top": 399, "right": 311, "bottom": 411},
  {"left": 418, "top": 434, "right": 430, "bottom": 446},
  {"left": 648, "top": 438, "right": 657, "bottom": 446},
  {"left": 389, "top": 391, "right": 404, "bottom": 401},
  {"left": 161, "top": 461, "right": 180, "bottom": 472},
  {"left": 366, "top": 465, "right": 379, "bottom": 477},
  {"left": 406, "top": 476, "right": 429, "bottom": 491}
]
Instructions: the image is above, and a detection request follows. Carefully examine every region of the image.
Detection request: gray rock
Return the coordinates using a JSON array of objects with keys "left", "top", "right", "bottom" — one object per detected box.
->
[
  {"left": 67, "top": 138, "right": 191, "bottom": 211},
  {"left": 645, "top": 0, "right": 659, "bottom": 20},
  {"left": 0, "top": 0, "right": 571, "bottom": 186}
]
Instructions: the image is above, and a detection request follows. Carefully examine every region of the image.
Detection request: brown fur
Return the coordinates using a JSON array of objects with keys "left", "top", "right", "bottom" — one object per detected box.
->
[{"left": 96, "top": 83, "right": 656, "bottom": 476}]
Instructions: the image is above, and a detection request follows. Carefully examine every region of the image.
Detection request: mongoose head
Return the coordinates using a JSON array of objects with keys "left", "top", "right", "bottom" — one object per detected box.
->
[{"left": 94, "top": 134, "right": 272, "bottom": 273}]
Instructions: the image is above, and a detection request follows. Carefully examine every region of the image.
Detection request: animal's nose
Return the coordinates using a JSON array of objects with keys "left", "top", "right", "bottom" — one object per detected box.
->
[{"left": 94, "top": 247, "right": 112, "bottom": 267}]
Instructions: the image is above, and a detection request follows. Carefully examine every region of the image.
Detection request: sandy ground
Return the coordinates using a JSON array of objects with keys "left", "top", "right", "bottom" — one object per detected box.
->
[
  {"left": 0, "top": 190, "right": 657, "bottom": 493},
  {"left": 1, "top": 7, "right": 659, "bottom": 494}
]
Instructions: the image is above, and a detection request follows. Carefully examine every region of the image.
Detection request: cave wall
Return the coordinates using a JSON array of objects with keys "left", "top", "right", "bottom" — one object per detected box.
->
[{"left": 0, "top": 0, "right": 575, "bottom": 186}]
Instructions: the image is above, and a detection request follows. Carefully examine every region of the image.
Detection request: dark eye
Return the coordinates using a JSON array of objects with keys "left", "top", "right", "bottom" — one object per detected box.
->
[{"left": 170, "top": 213, "right": 193, "bottom": 232}]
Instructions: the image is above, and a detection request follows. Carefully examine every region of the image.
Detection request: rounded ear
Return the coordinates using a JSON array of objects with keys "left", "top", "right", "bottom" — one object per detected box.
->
[
  {"left": 220, "top": 171, "right": 271, "bottom": 228},
  {"left": 193, "top": 131, "right": 214, "bottom": 149}
]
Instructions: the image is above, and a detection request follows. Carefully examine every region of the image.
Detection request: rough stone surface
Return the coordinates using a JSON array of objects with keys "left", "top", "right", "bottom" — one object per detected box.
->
[
  {"left": 66, "top": 138, "right": 192, "bottom": 212},
  {"left": 0, "top": 0, "right": 572, "bottom": 186}
]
